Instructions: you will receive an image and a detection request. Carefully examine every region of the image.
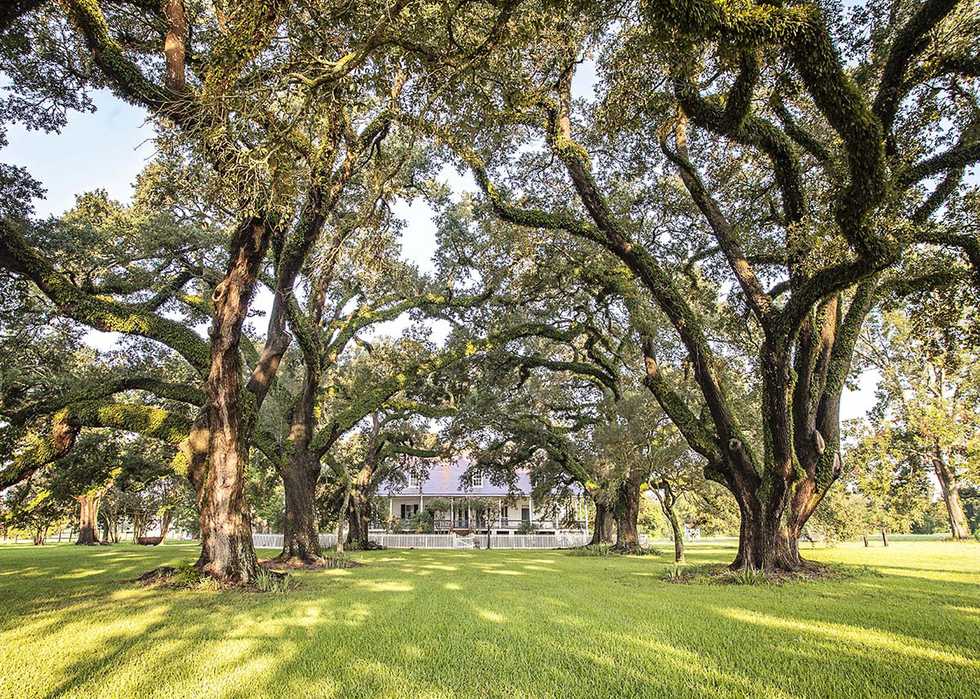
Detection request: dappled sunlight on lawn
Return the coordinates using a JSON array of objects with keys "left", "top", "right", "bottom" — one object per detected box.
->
[
  {"left": 0, "top": 541, "right": 978, "bottom": 698},
  {"left": 417, "top": 563, "right": 459, "bottom": 572},
  {"left": 56, "top": 568, "right": 109, "bottom": 579},
  {"left": 719, "top": 607, "right": 980, "bottom": 668},
  {"left": 356, "top": 580, "right": 415, "bottom": 593},
  {"left": 475, "top": 608, "right": 507, "bottom": 623}
]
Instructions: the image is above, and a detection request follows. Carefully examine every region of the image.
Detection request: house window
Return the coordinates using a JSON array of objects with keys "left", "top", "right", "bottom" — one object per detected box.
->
[
  {"left": 500, "top": 506, "right": 509, "bottom": 522},
  {"left": 521, "top": 507, "right": 530, "bottom": 523},
  {"left": 471, "top": 473, "right": 483, "bottom": 487},
  {"left": 400, "top": 504, "right": 419, "bottom": 519}
]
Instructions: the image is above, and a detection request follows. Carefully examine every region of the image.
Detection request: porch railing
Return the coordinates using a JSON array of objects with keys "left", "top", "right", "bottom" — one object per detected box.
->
[
  {"left": 389, "top": 518, "right": 588, "bottom": 532},
  {"left": 252, "top": 531, "right": 599, "bottom": 550}
]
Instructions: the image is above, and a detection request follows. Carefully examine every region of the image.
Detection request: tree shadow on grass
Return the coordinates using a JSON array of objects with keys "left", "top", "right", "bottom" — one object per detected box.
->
[{"left": 3, "top": 544, "right": 978, "bottom": 698}]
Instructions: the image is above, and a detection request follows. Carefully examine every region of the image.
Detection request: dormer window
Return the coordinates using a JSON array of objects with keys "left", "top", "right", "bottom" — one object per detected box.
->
[
  {"left": 406, "top": 474, "right": 418, "bottom": 489},
  {"left": 471, "top": 473, "right": 483, "bottom": 487}
]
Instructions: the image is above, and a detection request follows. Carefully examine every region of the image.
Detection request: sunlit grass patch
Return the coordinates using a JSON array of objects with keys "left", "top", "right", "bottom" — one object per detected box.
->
[{"left": 0, "top": 540, "right": 977, "bottom": 698}]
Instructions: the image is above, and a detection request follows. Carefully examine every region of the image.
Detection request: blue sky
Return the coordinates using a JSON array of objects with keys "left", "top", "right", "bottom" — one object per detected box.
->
[{"left": 1, "top": 89, "right": 877, "bottom": 419}]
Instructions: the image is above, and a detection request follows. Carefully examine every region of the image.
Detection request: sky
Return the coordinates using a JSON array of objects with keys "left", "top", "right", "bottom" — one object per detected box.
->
[{"left": 1, "top": 89, "right": 878, "bottom": 420}]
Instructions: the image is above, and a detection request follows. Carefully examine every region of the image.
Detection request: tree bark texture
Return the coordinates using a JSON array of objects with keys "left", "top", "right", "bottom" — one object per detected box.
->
[
  {"left": 75, "top": 494, "right": 101, "bottom": 545},
  {"left": 933, "top": 453, "right": 971, "bottom": 539},
  {"left": 196, "top": 219, "right": 269, "bottom": 583}
]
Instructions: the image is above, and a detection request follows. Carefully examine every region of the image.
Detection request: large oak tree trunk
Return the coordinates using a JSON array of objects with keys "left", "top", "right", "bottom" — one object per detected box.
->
[
  {"left": 346, "top": 489, "right": 372, "bottom": 550},
  {"left": 730, "top": 491, "right": 799, "bottom": 572},
  {"left": 196, "top": 219, "right": 269, "bottom": 583},
  {"left": 933, "top": 453, "right": 971, "bottom": 539},
  {"left": 590, "top": 501, "right": 616, "bottom": 545},
  {"left": 277, "top": 455, "right": 323, "bottom": 564},
  {"left": 75, "top": 494, "right": 101, "bottom": 545},
  {"left": 614, "top": 480, "right": 642, "bottom": 552}
]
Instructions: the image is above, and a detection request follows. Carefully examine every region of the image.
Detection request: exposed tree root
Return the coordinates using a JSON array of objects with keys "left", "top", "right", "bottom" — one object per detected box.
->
[
  {"left": 610, "top": 543, "right": 659, "bottom": 556},
  {"left": 666, "top": 560, "right": 850, "bottom": 585},
  {"left": 567, "top": 543, "right": 660, "bottom": 557},
  {"left": 261, "top": 555, "right": 363, "bottom": 571},
  {"left": 345, "top": 541, "right": 385, "bottom": 551},
  {"left": 135, "top": 564, "right": 297, "bottom": 592},
  {"left": 135, "top": 566, "right": 179, "bottom": 584}
]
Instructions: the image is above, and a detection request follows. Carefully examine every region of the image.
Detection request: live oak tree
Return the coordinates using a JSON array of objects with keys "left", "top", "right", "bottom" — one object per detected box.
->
[
  {"left": 0, "top": 187, "right": 211, "bottom": 541},
  {"left": 0, "top": 471, "right": 74, "bottom": 545},
  {"left": 252, "top": 200, "right": 496, "bottom": 564},
  {"left": 0, "top": 0, "right": 419, "bottom": 580},
  {"left": 849, "top": 421, "right": 933, "bottom": 545},
  {"left": 336, "top": 414, "right": 447, "bottom": 550},
  {"left": 410, "top": 0, "right": 980, "bottom": 570},
  {"left": 854, "top": 306, "right": 979, "bottom": 538},
  {"left": 432, "top": 194, "right": 733, "bottom": 552},
  {"left": 3, "top": 0, "right": 525, "bottom": 582},
  {"left": 2, "top": 0, "right": 976, "bottom": 582},
  {"left": 444, "top": 325, "right": 643, "bottom": 548},
  {"left": 0, "top": 430, "right": 171, "bottom": 545}
]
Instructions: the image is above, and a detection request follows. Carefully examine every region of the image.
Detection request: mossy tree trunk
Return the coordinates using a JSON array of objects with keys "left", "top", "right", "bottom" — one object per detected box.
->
[
  {"left": 75, "top": 493, "right": 102, "bottom": 545},
  {"left": 346, "top": 489, "right": 373, "bottom": 550},
  {"left": 614, "top": 479, "right": 642, "bottom": 552},
  {"left": 195, "top": 219, "right": 270, "bottom": 583},
  {"left": 590, "top": 501, "right": 616, "bottom": 545},
  {"left": 346, "top": 434, "right": 383, "bottom": 550},
  {"left": 933, "top": 450, "right": 970, "bottom": 539},
  {"left": 278, "top": 452, "right": 323, "bottom": 563}
]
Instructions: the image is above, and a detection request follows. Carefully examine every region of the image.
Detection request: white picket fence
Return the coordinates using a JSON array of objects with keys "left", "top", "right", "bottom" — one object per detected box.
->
[
  {"left": 252, "top": 533, "right": 282, "bottom": 549},
  {"left": 252, "top": 533, "right": 337, "bottom": 549},
  {"left": 252, "top": 531, "right": 594, "bottom": 550},
  {"left": 374, "top": 534, "right": 456, "bottom": 549},
  {"left": 486, "top": 533, "right": 590, "bottom": 548}
]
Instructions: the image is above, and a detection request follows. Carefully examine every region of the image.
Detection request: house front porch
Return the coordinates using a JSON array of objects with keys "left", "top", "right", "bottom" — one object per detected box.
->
[{"left": 376, "top": 494, "right": 589, "bottom": 535}]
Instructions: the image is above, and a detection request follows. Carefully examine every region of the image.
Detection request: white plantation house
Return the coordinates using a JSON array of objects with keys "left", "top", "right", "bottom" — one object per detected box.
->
[
  {"left": 379, "top": 457, "right": 590, "bottom": 536},
  {"left": 251, "top": 457, "right": 594, "bottom": 550}
]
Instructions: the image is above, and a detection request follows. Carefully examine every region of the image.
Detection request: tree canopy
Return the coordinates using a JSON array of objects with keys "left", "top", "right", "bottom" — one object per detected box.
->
[{"left": 0, "top": 0, "right": 977, "bottom": 580}]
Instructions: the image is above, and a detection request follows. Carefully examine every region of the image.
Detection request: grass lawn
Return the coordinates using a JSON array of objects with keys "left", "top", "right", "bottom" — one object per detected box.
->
[{"left": 0, "top": 540, "right": 977, "bottom": 698}]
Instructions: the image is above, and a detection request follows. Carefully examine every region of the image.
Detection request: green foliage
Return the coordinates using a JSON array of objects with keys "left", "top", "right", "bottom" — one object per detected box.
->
[
  {"left": 407, "top": 510, "right": 434, "bottom": 533},
  {"left": 424, "top": 498, "right": 451, "bottom": 515},
  {"left": 806, "top": 487, "right": 869, "bottom": 544},
  {"left": 515, "top": 520, "right": 536, "bottom": 535},
  {"left": 254, "top": 568, "right": 292, "bottom": 594},
  {"left": 727, "top": 567, "right": 768, "bottom": 586},
  {"left": 848, "top": 422, "right": 932, "bottom": 535}
]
